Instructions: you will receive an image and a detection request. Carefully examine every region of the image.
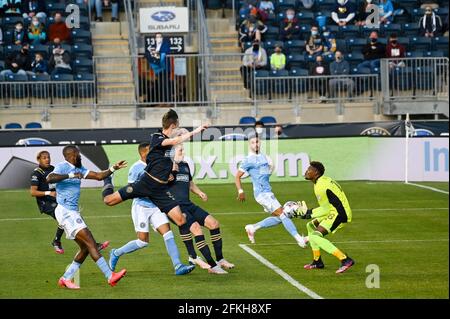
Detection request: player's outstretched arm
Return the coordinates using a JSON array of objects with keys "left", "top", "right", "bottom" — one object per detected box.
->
[
  {"left": 85, "top": 160, "right": 127, "bottom": 181},
  {"left": 162, "top": 124, "right": 209, "bottom": 147},
  {"left": 190, "top": 181, "right": 208, "bottom": 201},
  {"left": 30, "top": 185, "right": 55, "bottom": 198},
  {"left": 235, "top": 170, "right": 246, "bottom": 202},
  {"left": 47, "top": 172, "right": 83, "bottom": 183}
]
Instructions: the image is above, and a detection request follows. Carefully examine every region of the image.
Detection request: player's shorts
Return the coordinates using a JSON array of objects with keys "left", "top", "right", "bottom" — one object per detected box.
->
[
  {"left": 54, "top": 205, "right": 87, "bottom": 240},
  {"left": 255, "top": 192, "right": 282, "bottom": 214},
  {"left": 118, "top": 173, "right": 179, "bottom": 213},
  {"left": 131, "top": 203, "right": 169, "bottom": 233},
  {"left": 41, "top": 208, "right": 56, "bottom": 220},
  {"left": 180, "top": 202, "right": 210, "bottom": 226},
  {"left": 316, "top": 210, "right": 348, "bottom": 234}
]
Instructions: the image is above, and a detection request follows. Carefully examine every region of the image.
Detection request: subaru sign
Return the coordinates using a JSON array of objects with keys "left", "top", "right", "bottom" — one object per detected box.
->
[{"left": 140, "top": 7, "right": 189, "bottom": 33}]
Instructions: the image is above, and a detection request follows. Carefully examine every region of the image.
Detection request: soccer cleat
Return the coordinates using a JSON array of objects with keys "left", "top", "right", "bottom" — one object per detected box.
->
[
  {"left": 175, "top": 263, "right": 195, "bottom": 276},
  {"left": 97, "top": 240, "right": 110, "bottom": 251},
  {"left": 188, "top": 256, "right": 211, "bottom": 269},
  {"left": 52, "top": 240, "right": 64, "bottom": 254},
  {"left": 58, "top": 277, "right": 80, "bottom": 289},
  {"left": 245, "top": 224, "right": 256, "bottom": 244},
  {"left": 297, "top": 235, "right": 308, "bottom": 248},
  {"left": 336, "top": 257, "right": 355, "bottom": 274},
  {"left": 217, "top": 258, "right": 235, "bottom": 269},
  {"left": 109, "top": 249, "right": 120, "bottom": 271},
  {"left": 208, "top": 265, "right": 228, "bottom": 274},
  {"left": 108, "top": 269, "right": 127, "bottom": 287},
  {"left": 304, "top": 258, "right": 325, "bottom": 270}
]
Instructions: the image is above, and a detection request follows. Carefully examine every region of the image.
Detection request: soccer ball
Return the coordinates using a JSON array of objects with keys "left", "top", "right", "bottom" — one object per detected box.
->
[{"left": 283, "top": 201, "right": 299, "bottom": 218}]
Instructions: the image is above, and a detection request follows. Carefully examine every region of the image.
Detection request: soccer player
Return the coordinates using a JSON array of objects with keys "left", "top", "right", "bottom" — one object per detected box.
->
[
  {"left": 47, "top": 145, "right": 128, "bottom": 289},
  {"left": 236, "top": 134, "right": 307, "bottom": 247},
  {"left": 170, "top": 142, "right": 235, "bottom": 274},
  {"left": 108, "top": 142, "right": 195, "bottom": 276},
  {"left": 30, "top": 150, "right": 109, "bottom": 255},
  {"left": 297, "top": 161, "right": 355, "bottom": 274}
]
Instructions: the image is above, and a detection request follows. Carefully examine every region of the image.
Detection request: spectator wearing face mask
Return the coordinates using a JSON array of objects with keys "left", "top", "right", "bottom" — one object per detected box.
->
[
  {"left": 378, "top": 0, "right": 394, "bottom": 25},
  {"left": 241, "top": 40, "right": 267, "bottom": 89},
  {"left": 48, "top": 12, "right": 71, "bottom": 44},
  {"left": 270, "top": 45, "right": 286, "bottom": 71},
  {"left": 419, "top": 6, "right": 443, "bottom": 37},
  {"left": 280, "top": 8, "right": 300, "bottom": 41},
  {"left": 331, "top": 0, "right": 356, "bottom": 26},
  {"left": 254, "top": 121, "right": 267, "bottom": 139},
  {"left": 306, "top": 26, "right": 324, "bottom": 59},
  {"left": 322, "top": 27, "right": 337, "bottom": 56},
  {"left": 329, "top": 51, "right": 354, "bottom": 98},
  {"left": 239, "top": 14, "right": 267, "bottom": 50},
  {"left": 357, "top": 31, "right": 385, "bottom": 73},
  {"left": 0, "top": 43, "right": 32, "bottom": 79},
  {"left": 355, "top": 0, "right": 374, "bottom": 26},
  {"left": 27, "top": 16, "right": 46, "bottom": 44},
  {"left": 29, "top": 52, "right": 48, "bottom": 75},
  {"left": 21, "top": 0, "right": 46, "bottom": 22},
  {"left": 49, "top": 44, "right": 72, "bottom": 76},
  {"left": 309, "top": 55, "right": 329, "bottom": 101},
  {"left": 12, "top": 22, "right": 27, "bottom": 45},
  {"left": 386, "top": 33, "right": 406, "bottom": 68}
]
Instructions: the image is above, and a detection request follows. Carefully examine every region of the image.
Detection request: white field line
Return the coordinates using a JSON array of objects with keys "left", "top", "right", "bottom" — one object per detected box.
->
[
  {"left": 240, "top": 238, "right": 450, "bottom": 246},
  {"left": 0, "top": 207, "right": 448, "bottom": 222},
  {"left": 239, "top": 244, "right": 324, "bottom": 299},
  {"left": 406, "top": 182, "right": 449, "bottom": 195}
]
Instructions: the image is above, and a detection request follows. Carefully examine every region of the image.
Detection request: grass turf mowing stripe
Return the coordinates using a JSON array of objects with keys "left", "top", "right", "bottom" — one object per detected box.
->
[
  {"left": 241, "top": 238, "right": 450, "bottom": 246},
  {"left": 406, "top": 182, "right": 449, "bottom": 195},
  {"left": 240, "top": 244, "right": 324, "bottom": 299}
]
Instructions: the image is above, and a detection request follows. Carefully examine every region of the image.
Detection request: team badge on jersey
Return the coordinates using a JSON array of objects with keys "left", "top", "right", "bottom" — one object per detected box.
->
[{"left": 126, "top": 186, "right": 134, "bottom": 193}]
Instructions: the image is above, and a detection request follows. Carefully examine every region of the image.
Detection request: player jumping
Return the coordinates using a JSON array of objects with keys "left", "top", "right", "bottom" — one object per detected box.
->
[
  {"left": 47, "top": 145, "right": 127, "bottom": 289},
  {"left": 108, "top": 142, "right": 195, "bottom": 275},
  {"left": 169, "top": 142, "right": 235, "bottom": 274},
  {"left": 235, "top": 133, "right": 307, "bottom": 248},
  {"left": 296, "top": 161, "right": 355, "bottom": 274}
]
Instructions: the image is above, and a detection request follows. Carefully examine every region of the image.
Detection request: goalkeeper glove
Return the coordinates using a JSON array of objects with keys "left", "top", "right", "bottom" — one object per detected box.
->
[{"left": 296, "top": 201, "right": 312, "bottom": 219}]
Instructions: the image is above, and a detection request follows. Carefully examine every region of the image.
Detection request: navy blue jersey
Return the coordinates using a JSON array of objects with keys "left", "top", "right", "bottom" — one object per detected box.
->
[
  {"left": 169, "top": 161, "right": 192, "bottom": 205},
  {"left": 145, "top": 131, "right": 175, "bottom": 182},
  {"left": 30, "top": 165, "right": 57, "bottom": 214}
]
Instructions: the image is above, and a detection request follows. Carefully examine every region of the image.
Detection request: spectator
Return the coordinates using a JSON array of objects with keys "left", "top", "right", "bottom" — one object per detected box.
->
[
  {"left": 0, "top": 43, "right": 32, "bottom": 79},
  {"left": 386, "top": 33, "right": 406, "bottom": 68},
  {"left": 92, "top": 0, "right": 120, "bottom": 22},
  {"left": 329, "top": 51, "right": 354, "bottom": 98},
  {"left": 48, "top": 44, "right": 72, "bottom": 76},
  {"left": 144, "top": 33, "right": 170, "bottom": 75},
  {"left": 29, "top": 52, "right": 48, "bottom": 75},
  {"left": 378, "top": 0, "right": 394, "bottom": 25},
  {"left": 239, "top": 0, "right": 258, "bottom": 16},
  {"left": 418, "top": 1, "right": 439, "bottom": 10},
  {"left": 298, "top": 0, "right": 315, "bottom": 9},
  {"left": 270, "top": 44, "right": 286, "bottom": 71},
  {"left": 258, "top": 0, "right": 275, "bottom": 15},
  {"left": 272, "top": 124, "right": 287, "bottom": 138},
  {"left": 331, "top": 0, "right": 356, "bottom": 26},
  {"left": 355, "top": 0, "right": 374, "bottom": 26},
  {"left": 254, "top": 120, "right": 267, "bottom": 139},
  {"left": 358, "top": 31, "right": 385, "bottom": 72},
  {"left": 419, "top": 6, "right": 443, "bottom": 37},
  {"left": 12, "top": 22, "right": 27, "bottom": 45},
  {"left": 27, "top": 16, "right": 46, "bottom": 44},
  {"left": 444, "top": 14, "right": 449, "bottom": 36},
  {"left": 309, "top": 54, "right": 329, "bottom": 101},
  {"left": 48, "top": 12, "right": 71, "bottom": 44},
  {"left": 240, "top": 40, "right": 267, "bottom": 89},
  {"left": 1, "top": 0, "right": 22, "bottom": 16},
  {"left": 279, "top": 8, "right": 300, "bottom": 41},
  {"left": 239, "top": 14, "right": 267, "bottom": 50},
  {"left": 21, "top": 0, "right": 46, "bottom": 22},
  {"left": 306, "top": 26, "right": 324, "bottom": 59},
  {"left": 322, "top": 27, "right": 337, "bottom": 56}
]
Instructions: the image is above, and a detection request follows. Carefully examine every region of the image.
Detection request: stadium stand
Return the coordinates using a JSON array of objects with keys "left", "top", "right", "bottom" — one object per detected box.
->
[{"left": 24, "top": 121, "right": 42, "bottom": 128}]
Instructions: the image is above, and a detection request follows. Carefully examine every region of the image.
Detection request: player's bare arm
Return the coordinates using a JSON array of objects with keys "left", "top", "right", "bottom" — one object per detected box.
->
[
  {"left": 189, "top": 181, "right": 207, "bottom": 201},
  {"left": 235, "top": 170, "right": 246, "bottom": 202},
  {"left": 162, "top": 125, "right": 209, "bottom": 147},
  {"left": 47, "top": 172, "right": 84, "bottom": 183},
  {"left": 85, "top": 160, "right": 127, "bottom": 181},
  {"left": 30, "top": 185, "right": 56, "bottom": 198}
]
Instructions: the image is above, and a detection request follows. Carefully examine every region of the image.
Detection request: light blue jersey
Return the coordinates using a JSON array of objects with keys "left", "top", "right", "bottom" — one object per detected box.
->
[
  {"left": 53, "top": 161, "right": 89, "bottom": 211},
  {"left": 239, "top": 152, "right": 273, "bottom": 198},
  {"left": 128, "top": 160, "right": 157, "bottom": 208}
]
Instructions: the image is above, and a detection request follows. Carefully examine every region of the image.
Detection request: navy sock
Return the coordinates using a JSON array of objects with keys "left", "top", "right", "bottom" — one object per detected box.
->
[
  {"left": 210, "top": 228, "right": 223, "bottom": 261},
  {"left": 180, "top": 232, "right": 197, "bottom": 259},
  {"left": 55, "top": 227, "right": 64, "bottom": 242},
  {"left": 195, "top": 235, "right": 216, "bottom": 267}
]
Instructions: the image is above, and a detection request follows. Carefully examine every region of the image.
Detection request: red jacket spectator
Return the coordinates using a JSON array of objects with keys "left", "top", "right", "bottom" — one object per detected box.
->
[
  {"left": 48, "top": 13, "right": 71, "bottom": 43},
  {"left": 386, "top": 39, "right": 405, "bottom": 59}
]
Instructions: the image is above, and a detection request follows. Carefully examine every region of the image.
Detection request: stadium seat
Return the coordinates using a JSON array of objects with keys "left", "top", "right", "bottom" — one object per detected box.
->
[
  {"left": 71, "top": 29, "right": 92, "bottom": 44},
  {"left": 2, "top": 16, "right": 23, "bottom": 28},
  {"left": 239, "top": 116, "right": 257, "bottom": 125},
  {"left": 406, "top": 51, "right": 424, "bottom": 58},
  {"left": 74, "top": 73, "right": 95, "bottom": 98},
  {"left": 402, "top": 23, "right": 420, "bottom": 37},
  {"left": 4, "top": 45, "right": 21, "bottom": 56},
  {"left": 285, "top": 40, "right": 305, "bottom": 53},
  {"left": 51, "top": 74, "right": 74, "bottom": 99},
  {"left": 410, "top": 37, "right": 432, "bottom": 51},
  {"left": 30, "top": 44, "right": 49, "bottom": 59},
  {"left": 277, "top": 0, "right": 296, "bottom": 11},
  {"left": 339, "top": 25, "right": 360, "bottom": 39},
  {"left": 424, "top": 50, "right": 445, "bottom": 58},
  {"left": 46, "top": 2, "right": 66, "bottom": 15},
  {"left": 73, "top": 44, "right": 93, "bottom": 59},
  {"left": 260, "top": 116, "right": 277, "bottom": 125},
  {"left": 29, "top": 73, "right": 50, "bottom": 99},
  {"left": 73, "top": 58, "right": 93, "bottom": 73},
  {"left": 381, "top": 24, "right": 402, "bottom": 37},
  {"left": 390, "top": 67, "right": 414, "bottom": 91},
  {"left": 25, "top": 122, "right": 42, "bottom": 129},
  {"left": 287, "top": 54, "right": 307, "bottom": 69},
  {"left": 432, "top": 37, "right": 449, "bottom": 53},
  {"left": 289, "top": 67, "right": 309, "bottom": 93},
  {"left": 297, "top": 12, "right": 315, "bottom": 25},
  {"left": 270, "top": 69, "right": 289, "bottom": 95},
  {"left": 5, "top": 73, "right": 29, "bottom": 99},
  {"left": 266, "top": 26, "right": 280, "bottom": 39},
  {"left": 254, "top": 70, "right": 270, "bottom": 96},
  {"left": 4, "top": 122, "right": 22, "bottom": 129},
  {"left": 346, "top": 38, "right": 366, "bottom": 53},
  {"left": 414, "top": 66, "right": 435, "bottom": 91}
]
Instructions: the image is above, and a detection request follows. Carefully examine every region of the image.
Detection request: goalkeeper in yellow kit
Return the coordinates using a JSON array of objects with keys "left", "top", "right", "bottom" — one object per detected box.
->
[{"left": 296, "top": 161, "right": 355, "bottom": 274}]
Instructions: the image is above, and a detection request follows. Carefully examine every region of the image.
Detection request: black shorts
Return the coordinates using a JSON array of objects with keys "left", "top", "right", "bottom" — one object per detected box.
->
[
  {"left": 180, "top": 202, "right": 210, "bottom": 226},
  {"left": 118, "top": 173, "right": 179, "bottom": 214},
  {"left": 41, "top": 209, "right": 56, "bottom": 220}
]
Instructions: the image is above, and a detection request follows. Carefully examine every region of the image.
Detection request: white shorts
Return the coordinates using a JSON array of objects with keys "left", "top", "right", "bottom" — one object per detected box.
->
[
  {"left": 255, "top": 192, "right": 282, "bottom": 214},
  {"left": 55, "top": 205, "right": 88, "bottom": 240},
  {"left": 131, "top": 204, "right": 169, "bottom": 233}
]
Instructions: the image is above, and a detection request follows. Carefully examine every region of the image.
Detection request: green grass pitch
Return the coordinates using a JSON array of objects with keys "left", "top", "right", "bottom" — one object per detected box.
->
[{"left": 0, "top": 181, "right": 448, "bottom": 299}]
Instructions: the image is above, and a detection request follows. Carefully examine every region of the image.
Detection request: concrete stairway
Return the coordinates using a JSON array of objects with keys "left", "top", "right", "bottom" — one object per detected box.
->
[
  {"left": 91, "top": 18, "right": 136, "bottom": 105},
  {"left": 207, "top": 12, "right": 250, "bottom": 103}
]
